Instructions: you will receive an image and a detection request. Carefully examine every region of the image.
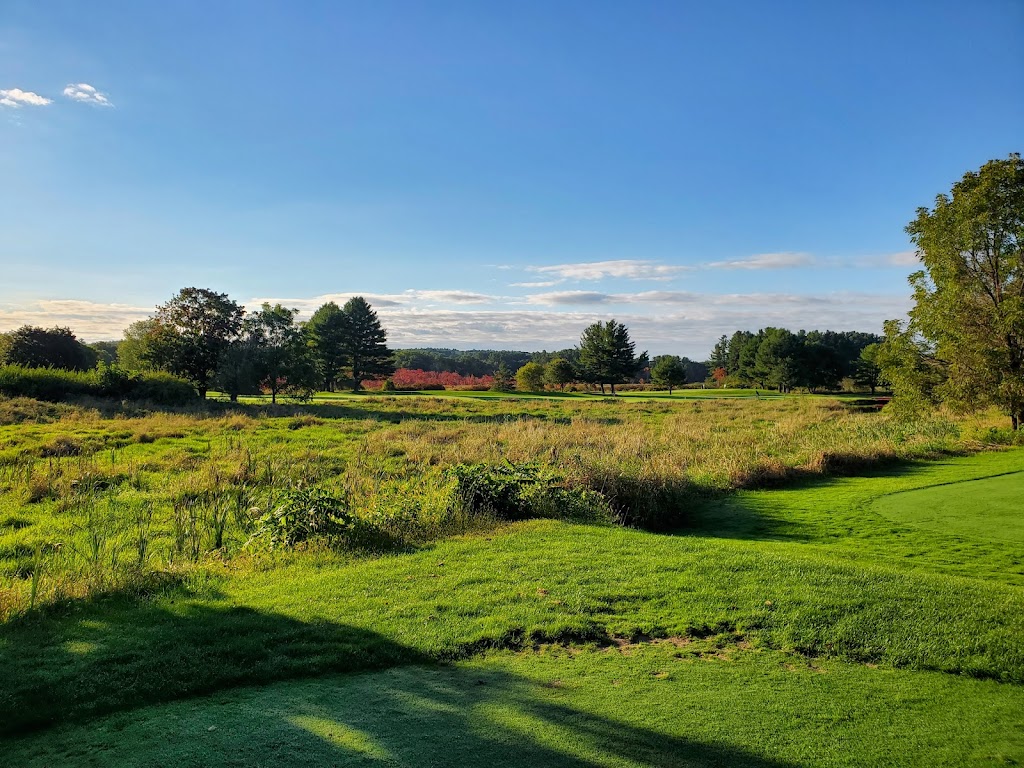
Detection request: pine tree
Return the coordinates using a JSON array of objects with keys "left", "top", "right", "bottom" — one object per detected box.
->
[{"left": 340, "top": 297, "right": 393, "bottom": 391}]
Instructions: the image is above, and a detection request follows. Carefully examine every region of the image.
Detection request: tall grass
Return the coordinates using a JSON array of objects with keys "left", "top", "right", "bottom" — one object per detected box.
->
[{"left": 0, "top": 393, "right": 1011, "bottom": 618}]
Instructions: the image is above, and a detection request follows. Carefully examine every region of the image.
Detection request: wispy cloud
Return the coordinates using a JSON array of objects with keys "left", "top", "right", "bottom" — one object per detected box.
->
[
  {"left": 0, "top": 88, "right": 52, "bottom": 108},
  {"left": 884, "top": 250, "right": 919, "bottom": 266},
  {"left": 705, "top": 252, "right": 815, "bottom": 270},
  {"left": 0, "top": 300, "right": 150, "bottom": 339},
  {"left": 510, "top": 280, "right": 561, "bottom": 288},
  {"left": 63, "top": 83, "right": 112, "bottom": 106},
  {"left": 525, "top": 291, "right": 614, "bottom": 305},
  {"left": 528, "top": 259, "right": 687, "bottom": 282},
  {"left": 0, "top": 290, "right": 911, "bottom": 355}
]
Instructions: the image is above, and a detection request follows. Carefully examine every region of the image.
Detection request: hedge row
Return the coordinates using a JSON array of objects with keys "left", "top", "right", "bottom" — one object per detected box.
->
[{"left": 0, "top": 365, "right": 197, "bottom": 405}]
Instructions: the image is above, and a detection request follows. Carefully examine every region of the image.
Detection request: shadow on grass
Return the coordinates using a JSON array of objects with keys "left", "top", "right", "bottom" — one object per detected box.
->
[
  {"left": 0, "top": 596, "right": 428, "bottom": 737},
  {"left": 2, "top": 600, "right": 797, "bottom": 767},
  {"left": 679, "top": 454, "right": 967, "bottom": 542}
]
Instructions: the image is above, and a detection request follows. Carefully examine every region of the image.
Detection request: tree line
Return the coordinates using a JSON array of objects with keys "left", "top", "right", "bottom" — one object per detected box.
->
[
  {"left": 706, "top": 328, "right": 883, "bottom": 393},
  {"left": 109, "top": 289, "right": 393, "bottom": 402}
]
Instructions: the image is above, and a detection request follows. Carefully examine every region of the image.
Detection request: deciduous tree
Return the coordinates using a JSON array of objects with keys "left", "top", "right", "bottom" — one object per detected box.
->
[
  {"left": 883, "top": 154, "right": 1024, "bottom": 427},
  {"left": 1, "top": 326, "right": 95, "bottom": 370},
  {"left": 147, "top": 288, "right": 243, "bottom": 399},
  {"left": 650, "top": 355, "right": 686, "bottom": 394},
  {"left": 515, "top": 361, "right": 546, "bottom": 392},
  {"left": 544, "top": 357, "right": 575, "bottom": 390},
  {"left": 246, "top": 303, "right": 316, "bottom": 404}
]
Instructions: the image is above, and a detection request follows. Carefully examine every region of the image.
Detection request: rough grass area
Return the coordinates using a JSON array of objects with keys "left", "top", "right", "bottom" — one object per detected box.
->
[
  {"left": 1, "top": 395, "right": 1022, "bottom": 765},
  {"left": 0, "top": 394, "right": 1002, "bottom": 616}
]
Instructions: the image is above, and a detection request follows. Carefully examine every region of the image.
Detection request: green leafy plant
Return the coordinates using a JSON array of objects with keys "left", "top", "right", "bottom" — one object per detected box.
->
[{"left": 249, "top": 486, "right": 354, "bottom": 548}]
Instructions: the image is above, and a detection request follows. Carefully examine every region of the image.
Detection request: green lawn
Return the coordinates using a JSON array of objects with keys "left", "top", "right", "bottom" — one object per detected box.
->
[
  {"left": 219, "top": 386, "right": 795, "bottom": 403},
  {"left": 7, "top": 644, "right": 1022, "bottom": 767},
  {"left": 872, "top": 470, "right": 1024, "bottom": 544},
  {"left": 2, "top": 444, "right": 1023, "bottom": 765}
]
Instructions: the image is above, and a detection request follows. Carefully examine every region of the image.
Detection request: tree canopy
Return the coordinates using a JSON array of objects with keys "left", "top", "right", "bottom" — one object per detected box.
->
[
  {"left": 881, "top": 154, "right": 1024, "bottom": 427},
  {"left": 339, "top": 297, "right": 394, "bottom": 390},
  {"left": 306, "top": 302, "right": 348, "bottom": 392},
  {"left": 650, "top": 355, "right": 687, "bottom": 393},
  {"left": 577, "top": 320, "right": 647, "bottom": 394},
  {"left": 0, "top": 326, "right": 95, "bottom": 371},
  {"left": 146, "top": 288, "right": 244, "bottom": 398}
]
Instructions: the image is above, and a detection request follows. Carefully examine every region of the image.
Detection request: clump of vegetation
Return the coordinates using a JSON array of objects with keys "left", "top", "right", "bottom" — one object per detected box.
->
[
  {"left": 0, "top": 365, "right": 196, "bottom": 405},
  {"left": 249, "top": 486, "right": 355, "bottom": 549},
  {"left": 446, "top": 462, "right": 610, "bottom": 523}
]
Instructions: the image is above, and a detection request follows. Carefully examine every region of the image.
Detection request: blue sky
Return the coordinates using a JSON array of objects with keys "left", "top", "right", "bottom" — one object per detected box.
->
[{"left": 1, "top": 1, "right": 1021, "bottom": 356}]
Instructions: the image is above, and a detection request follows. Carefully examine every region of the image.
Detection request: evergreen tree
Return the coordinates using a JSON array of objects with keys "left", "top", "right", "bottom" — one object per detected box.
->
[
  {"left": 340, "top": 297, "right": 393, "bottom": 391},
  {"left": 307, "top": 301, "right": 348, "bottom": 391},
  {"left": 578, "top": 320, "right": 647, "bottom": 394}
]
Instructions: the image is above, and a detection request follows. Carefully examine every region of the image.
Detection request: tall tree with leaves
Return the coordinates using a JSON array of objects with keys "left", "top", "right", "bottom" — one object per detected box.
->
[
  {"left": 882, "top": 154, "right": 1024, "bottom": 427},
  {"left": 1, "top": 326, "right": 95, "bottom": 370},
  {"left": 246, "top": 303, "right": 316, "bottom": 404},
  {"left": 544, "top": 357, "right": 576, "bottom": 390},
  {"left": 146, "top": 288, "right": 244, "bottom": 399},
  {"left": 306, "top": 301, "right": 348, "bottom": 391},
  {"left": 340, "top": 297, "right": 393, "bottom": 391},
  {"left": 578, "top": 320, "right": 647, "bottom": 394},
  {"left": 853, "top": 343, "right": 886, "bottom": 395},
  {"left": 650, "top": 355, "right": 687, "bottom": 394},
  {"left": 708, "top": 335, "right": 730, "bottom": 372}
]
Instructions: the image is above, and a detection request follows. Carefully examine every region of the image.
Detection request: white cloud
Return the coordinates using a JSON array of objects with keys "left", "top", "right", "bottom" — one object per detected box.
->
[
  {"left": 510, "top": 280, "right": 561, "bottom": 288},
  {"left": 705, "top": 252, "right": 815, "bottom": 270},
  {"left": 525, "top": 291, "right": 614, "bottom": 305},
  {"left": 0, "top": 290, "right": 912, "bottom": 356},
  {"left": 0, "top": 88, "right": 52, "bottom": 108},
  {"left": 885, "top": 250, "right": 919, "bottom": 266},
  {"left": 0, "top": 300, "right": 150, "bottom": 340},
  {"left": 63, "top": 83, "right": 112, "bottom": 106},
  {"left": 528, "top": 259, "right": 687, "bottom": 281}
]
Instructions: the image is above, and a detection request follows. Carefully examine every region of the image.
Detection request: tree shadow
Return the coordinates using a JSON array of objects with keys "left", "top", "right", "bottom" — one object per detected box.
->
[
  {"left": 2, "top": 597, "right": 799, "bottom": 767},
  {"left": 0, "top": 594, "right": 429, "bottom": 737}
]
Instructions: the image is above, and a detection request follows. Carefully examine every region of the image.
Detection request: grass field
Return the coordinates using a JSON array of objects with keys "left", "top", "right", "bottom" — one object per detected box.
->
[{"left": 1, "top": 394, "right": 1022, "bottom": 765}]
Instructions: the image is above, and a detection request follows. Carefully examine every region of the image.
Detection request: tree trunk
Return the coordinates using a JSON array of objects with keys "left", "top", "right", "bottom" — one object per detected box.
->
[
  {"left": 1013, "top": 413, "right": 1019, "bottom": 431},
  {"left": 668, "top": 384, "right": 673, "bottom": 394},
  {"left": 610, "top": 383, "right": 616, "bottom": 395},
  {"left": 271, "top": 389, "right": 277, "bottom": 405},
  {"left": 198, "top": 387, "right": 207, "bottom": 400},
  {"left": 230, "top": 393, "right": 238, "bottom": 403}
]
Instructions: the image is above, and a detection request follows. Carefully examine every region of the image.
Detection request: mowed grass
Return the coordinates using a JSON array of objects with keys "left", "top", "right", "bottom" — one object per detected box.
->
[
  {"left": 872, "top": 470, "right": 1024, "bottom": 544},
  {"left": 224, "top": 386, "right": 791, "bottom": 403},
  {"left": 1, "top": 394, "right": 1023, "bottom": 765},
  {"left": 6, "top": 644, "right": 1023, "bottom": 767}
]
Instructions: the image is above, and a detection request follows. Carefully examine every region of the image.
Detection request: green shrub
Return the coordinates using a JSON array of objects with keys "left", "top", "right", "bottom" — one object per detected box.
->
[
  {"left": 381, "top": 379, "right": 396, "bottom": 392},
  {"left": 249, "top": 487, "right": 355, "bottom": 549},
  {"left": 446, "top": 462, "right": 610, "bottom": 523},
  {"left": 0, "top": 365, "right": 97, "bottom": 401},
  {"left": 129, "top": 373, "right": 197, "bottom": 405},
  {"left": 0, "top": 365, "right": 196, "bottom": 405}
]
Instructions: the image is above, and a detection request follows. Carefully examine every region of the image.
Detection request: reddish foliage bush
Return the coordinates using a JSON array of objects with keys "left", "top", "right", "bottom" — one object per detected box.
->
[{"left": 362, "top": 369, "right": 495, "bottom": 391}]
